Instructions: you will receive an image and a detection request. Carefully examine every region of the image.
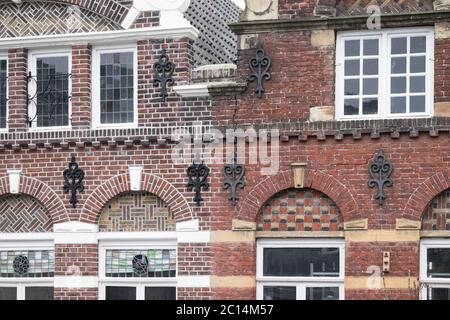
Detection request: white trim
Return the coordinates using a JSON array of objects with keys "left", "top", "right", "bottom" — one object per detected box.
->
[
  {"left": 176, "top": 219, "right": 199, "bottom": 232},
  {"left": 7, "top": 169, "right": 21, "bottom": 194},
  {"left": 54, "top": 276, "right": 98, "bottom": 289},
  {"left": 121, "top": 6, "right": 141, "bottom": 30},
  {"left": 0, "top": 280, "right": 54, "bottom": 300},
  {"left": 53, "top": 221, "right": 98, "bottom": 244},
  {"left": 129, "top": 166, "right": 143, "bottom": 191},
  {"left": 177, "top": 231, "right": 210, "bottom": 244},
  {"left": 0, "top": 236, "right": 53, "bottom": 247},
  {"left": 0, "top": 26, "right": 199, "bottom": 50},
  {"left": 420, "top": 238, "right": 450, "bottom": 300},
  {"left": 335, "top": 27, "right": 434, "bottom": 120},
  {"left": 177, "top": 275, "right": 210, "bottom": 288},
  {"left": 91, "top": 44, "right": 138, "bottom": 129},
  {"left": 173, "top": 84, "right": 209, "bottom": 97}
]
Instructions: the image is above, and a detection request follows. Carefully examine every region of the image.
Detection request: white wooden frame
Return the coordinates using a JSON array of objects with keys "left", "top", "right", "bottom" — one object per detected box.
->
[
  {"left": 28, "top": 48, "right": 72, "bottom": 131},
  {"left": 98, "top": 238, "right": 177, "bottom": 300},
  {"left": 336, "top": 27, "right": 434, "bottom": 120},
  {"left": 91, "top": 44, "right": 138, "bottom": 129},
  {"left": 256, "top": 238, "right": 345, "bottom": 300},
  {"left": 420, "top": 239, "right": 450, "bottom": 300}
]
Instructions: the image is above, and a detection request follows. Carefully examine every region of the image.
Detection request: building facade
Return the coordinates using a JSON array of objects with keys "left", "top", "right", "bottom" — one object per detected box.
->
[{"left": 0, "top": 0, "right": 450, "bottom": 301}]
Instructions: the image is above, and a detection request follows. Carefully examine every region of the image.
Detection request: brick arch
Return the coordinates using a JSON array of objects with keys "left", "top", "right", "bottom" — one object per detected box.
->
[
  {"left": 0, "top": 175, "right": 69, "bottom": 224},
  {"left": 82, "top": 173, "right": 193, "bottom": 224},
  {"left": 403, "top": 170, "right": 450, "bottom": 222},
  {"left": 237, "top": 169, "right": 358, "bottom": 223}
]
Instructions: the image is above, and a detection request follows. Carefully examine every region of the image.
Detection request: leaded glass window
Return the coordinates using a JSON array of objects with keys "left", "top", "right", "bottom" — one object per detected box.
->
[
  {"left": 0, "top": 250, "right": 55, "bottom": 278},
  {"left": 0, "top": 59, "right": 7, "bottom": 129}
]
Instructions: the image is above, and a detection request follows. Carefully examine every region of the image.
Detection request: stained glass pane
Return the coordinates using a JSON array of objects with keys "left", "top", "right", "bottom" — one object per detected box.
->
[{"left": 0, "top": 250, "right": 55, "bottom": 278}]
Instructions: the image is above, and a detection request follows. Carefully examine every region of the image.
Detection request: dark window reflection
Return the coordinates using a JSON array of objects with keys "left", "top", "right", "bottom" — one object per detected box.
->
[
  {"left": 428, "top": 248, "right": 450, "bottom": 278},
  {"left": 145, "top": 287, "right": 176, "bottom": 300},
  {"left": 263, "top": 286, "right": 296, "bottom": 300},
  {"left": 105, "top": 286, "right": 136, "bottom": 300},
  {"left": 25, "top": 287, "right": 54, "bottom": 300},
  {"left": 306, "top": 287, "right": 339, "bottom": 300}
]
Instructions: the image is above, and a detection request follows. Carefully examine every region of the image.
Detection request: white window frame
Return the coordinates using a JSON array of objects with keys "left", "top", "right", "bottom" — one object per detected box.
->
[
  {"left": 336, "top": 27, "right": 434, "bottom": 120},
  {"left": 0, "top": 53, "right": 8, "bottom": 133},
  {"left": 28, "top": 48, "right": 72, "bottom": 131},
  {"left": 98, "top": 238, "right": 177, "bottom": 301},
  {"left": 256, "top": 238, "right": 345, "bottom": 300},
  {"left": 420, "top": 239, "right": 450, "bottom": 300},
  {"left": 0, "top": 239, "right": 54, "bottom": 301},
  {"left": 92, "top": 44, "right": 138, "bottom": 129}
]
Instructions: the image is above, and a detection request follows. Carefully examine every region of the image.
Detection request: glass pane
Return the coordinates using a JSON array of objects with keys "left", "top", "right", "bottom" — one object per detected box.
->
[
  {"left": 105, "top": 286, "right": 136, "bottom": 300},
  {"left": 391, "top": 57, "right": 406, "bottom": 74},
  {"left": 345, "top": 40, "right": 360, "bottom": 57},
  {"left": 410, "top": 96, "right": 425, "bottom": 113},
  {"left": 344, "top": 99, "right": 359, "bottom": 116},
  {"left": 363, "top": 59, "right": 378, "bottom": 75},
  {"left": 0, "top": 60, "right": 7, "bottom": 129},
  {"left": 0, "top": 250, "right": 55, "bottom": 278},
  {"left": 410, "top": 76, "right": 425, "bottom": 93},
  {"left": 0, "top": 287, "right": 17, "bottom": 300},
  {"left": 410, "top": 56, "right": 426, "bottom": 73},
  {"left": 344, "top": 79, "right": 359, "bottom": 96},
  {"left": 306, "top": 287, "right": 339, "bottom": 300},
  {"left": 263, "top": 286, "right": 296, "bottom": 300},
  {"left": 35, "top": 56, "right": 70, "bottom": 128},
  {"left": 363, "top": 39, "right": 378, "bottom": 56},
  {"left": 391, "top": 97, "right": 406, "bottom": 114},
  {"left": 391, "top": 77, "right": 406, "bottom": 94},
  {"left": 100, "top": 52, "right": 134, "bottom": 124},
  {"left": 145, "top": 287, "right": 176, "bottom": 300},
  {"left": 363, "top": 78, "right": 378, "bottom": 95},
  {"left": 25, "top": 287, "right": 54, "bottom": 300},
  {"left": 392, "top": 37, "right": 407, "bottom": 54},
  {"left": 429, "top": 288, "right": 450, "bottom": 300},
  {"left": 427, "top": 248, "right": 450, "bottom": 278},
  {"left": 263, "top": 248, "right": 340, "bottom": 277},
  {"left": 411, "top": 36, "right": 426, "bottom": 53},
  {"left": 345, "top": 60, "right": 359, "bottom": 76},
  {"left": 363, "top": 98, "right": 378, "bottom": 115}
]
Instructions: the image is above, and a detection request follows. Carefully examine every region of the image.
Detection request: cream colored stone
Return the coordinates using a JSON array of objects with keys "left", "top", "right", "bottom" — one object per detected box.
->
[
  {"left": 242, "top": 0, "right": 278, "bottom": 21},
  {"left": 421, "top": 230, "right": 450, "bottom": 238},
  {"left": 344, "top": 219, "right": 368, "bottom": 230},
  {"left": 345, "top": 230, "right": 420, "bottom": 242},
  {"left": 291, "top": 163, "right": 308, "bottom": 188},
  {"left": 396, "top": 218, "right": 421, "bottom": 230},
  {"left": 211, "top": 231, "right": 255, "bottom": 243},
  {"left": 435, "top": 102, "right": 450, "bottom": 117},
  {"left": 311, "top": 30, "right": 335, "bottom": 47},
  {"left": 211, "top": 276, "right": 256, "bottom": 288},
  {"left": 232, "top": 219, "right": 257, "bottom": 231},
  {"left": 309, "top": 106, "right": 334, "bottom": 122},
  {"left": 434, "top": 0, "right": 450, "bottom": 11},
  {"left": 256, "top": 231, "right": 344, "bottom": 238},
  {"left": 239, "top": 34, "right": 259, "bottom": 50},
  {"left": 345, "top": 276, "right": 419, "bottom": 289}
]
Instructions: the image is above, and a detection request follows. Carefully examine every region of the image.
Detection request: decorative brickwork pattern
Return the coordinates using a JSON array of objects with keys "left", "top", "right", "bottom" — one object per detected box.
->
[
  {"left": 336, "top": 0, "right": 433, "bottom": 16},
  {"left": 422, "top": 188, "right": 450, "bottom": 231},
  {"left": 99, "top": 192, "right": 175, "bottom": 232},
  {"left": 0, "top": 195, "right": 52, "bottom": 233},
  {"left": 257, "top": 189, "right": 343, "bottom": 232}
]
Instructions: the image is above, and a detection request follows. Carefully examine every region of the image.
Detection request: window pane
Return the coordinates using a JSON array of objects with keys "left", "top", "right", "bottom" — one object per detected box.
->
[
  {"left": 0, "top": 287, "right": 16, "bottom": 300},
  {"left": 363, "top": 59, "right": 378, "bottom": 75},
  {"left": 263, "top": 248, "right": 340, "bottom": 277},
  {"left": 345, "top": 40, "right": 360, "bottom": 57},
  {"left": 410, "top": 36, "right": 426, "bottom": 53},
  {"left": 0, "top": 250, "right": 55, "bottom": 278},
  {"left": 363, "top": 78, "right": 378, "bottom": 95},
  {"left": 391, "top": 57, "right": 406, "bottom": 74},
  {"left": 410, "top": 56, "right": 426, "bottom": 73},
  {"left": 391, "top": 97, "right": 406, "bottom": 114},
  {"left": 345, "top": 60, "right": 359, "bottom": 76},
  {"left": 410, "top": 76, "right": 425, "bottom": 93},
  {"left": 35, "top": 56, "right": 70, "bottom": 127},
  {"left": 145, "top": 287, "right": 176, "bottom": 300},
  {"left": 263, "top": 286, "right": 296, "bottom": 300},
  {"left": 0, "top": 60, "right": 7, "bottom": 129},
  {"left": 427, "top": 248, "right": 450, "bottom": 278},
  {"left": 25, "top": 287, "right": 54, "bottom": 300},
  {"left": 100, "top": 51, "right": 134, "bottom": 125},
  {"left": 345, "top": 79, "right": 359, "bottom": 96},
  {"left": 105, "top": 286, "right": 136, "bottom": 300},
  {"left": 344, "top": 99, "right": 359, "bottom": 116},
  {"left": 306, "top": 287, "right": 339, "bottom": 300},
  {"left": 363, "top": 98, "right": 378, "bottom": 115},
  {"left": 363, "top": 39, "right": 378, "bottom": 56},
  {"left": 410, "top": 96, "right": 425, "bottom": 113},
  {"left": 391, "top": 77, "right": 406, "bottom": 94},
  {"left": 392, "top": 37, "right": 407, "bottom": 54},
  {"left": 429, "top": 288, "right": 450, "bottom": 300}
]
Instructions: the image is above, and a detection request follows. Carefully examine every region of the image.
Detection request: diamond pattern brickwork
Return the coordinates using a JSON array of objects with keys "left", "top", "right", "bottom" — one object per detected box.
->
[
  {"left": 257, "top": 189, "right": 343, "bottom": 232},
  {"left": 99, "top": 192, "right": 176, "bottom": 232},
  {"left": 422, "top": 189, "right": 450, "bottom": 231},
  {"left": 336, "top": 0, "right": 433, "bottom": 16},
  {"left": 0, "top": 195, "right": 53, "bottom": 233}
]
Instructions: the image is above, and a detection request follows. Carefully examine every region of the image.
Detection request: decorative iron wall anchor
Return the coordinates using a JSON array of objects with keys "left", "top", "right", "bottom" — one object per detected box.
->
[
  {"left": 249, "top": 42, "right": 272, "bottom": 98},
  {"left": 223, "top": 163, "right": 246, "bottom": 206},
  {"left": 187, "top": 162, "right": 210, "bottom": 206},
  {"left": 368, "top": 150, "right": 393, "bottom": 205},
  {"left": 154, "top": 49, "right": 175, "bottom": 102},
  {"left": 63, "top": 156, "right": 85, "bottom": 208}
]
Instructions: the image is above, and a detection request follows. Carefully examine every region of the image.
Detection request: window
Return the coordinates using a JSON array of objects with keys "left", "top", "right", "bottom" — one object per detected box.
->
[
  {"left": 92, "top": 46, "right": 137, "bottom": 128},
  {"left": 99, "top": 240, "right": 177, "bottom": 300},
  {"left": 0, "top": 243, "right": 54, "bottom": 301},
  {"left": 336, "top": 28, "right": 434, "bottom": 120},
  {"left": 28, "top": 50, "right": 71, "bottom": 130},
  {"left": 0, "top": 57, "right": 7, "bottom": 131},
  {"left": 256, "top": 239, "right": 345, "bottom": 300},
  {"left": 420, "top": 239, "right": 450, "bottom": 300}
]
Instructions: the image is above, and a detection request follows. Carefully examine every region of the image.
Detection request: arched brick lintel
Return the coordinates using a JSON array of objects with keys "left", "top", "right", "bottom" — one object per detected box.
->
[
  {"left": 403, "top": 170, "right": 450, "bottom": 221},
  {"left": 237, "top": 169, "right": 359, "bottom": 223},
  {"left": 82, "top": 173, "right": 193, "bottom": 224},
  {"left": 0, "top": 175, "right": 69, "bottom": 224}
]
